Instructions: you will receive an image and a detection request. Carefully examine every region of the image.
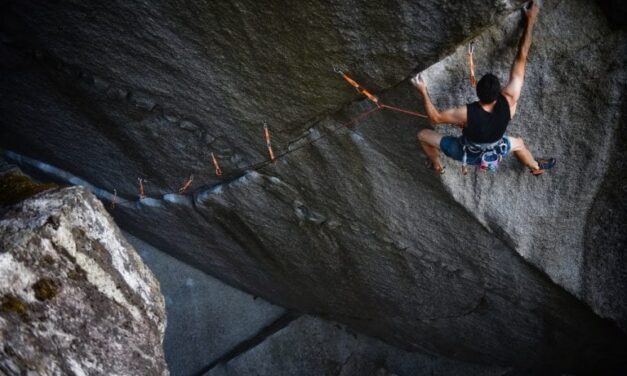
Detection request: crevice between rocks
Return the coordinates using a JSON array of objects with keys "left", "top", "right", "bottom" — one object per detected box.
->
[
  {"left": 312, "top": 289, "right": 487, "bottom": 325},
  {"left": 193, "top": 311, "right": 300, "bottom": 376}
]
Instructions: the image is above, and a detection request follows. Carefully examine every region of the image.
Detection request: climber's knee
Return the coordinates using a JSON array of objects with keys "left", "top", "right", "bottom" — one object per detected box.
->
[
  {"left": 508, "top": 136, "right": 526, "bottom": 152},
  {"left": 417, "top": 129, "right": 442, "bottom": 147}
]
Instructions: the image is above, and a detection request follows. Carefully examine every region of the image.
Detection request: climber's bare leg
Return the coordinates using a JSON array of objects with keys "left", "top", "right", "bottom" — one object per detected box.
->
[
  {"left": 509, "top": 136, "right": 539, "bottom": 170},
  {"left": 417, "top": 129, "right": 444, "bottom": 173}
]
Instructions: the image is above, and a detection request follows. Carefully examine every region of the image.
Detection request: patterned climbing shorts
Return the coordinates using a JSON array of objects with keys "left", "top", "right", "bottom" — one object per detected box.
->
[{"left": 440, "top": 136, "right": 511, "bottom": 165}]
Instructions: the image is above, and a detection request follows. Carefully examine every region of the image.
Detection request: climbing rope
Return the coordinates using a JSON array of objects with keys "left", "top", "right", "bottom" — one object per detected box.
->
[{"left": 379, "top": 104, "right": 427, "bottom": 119}]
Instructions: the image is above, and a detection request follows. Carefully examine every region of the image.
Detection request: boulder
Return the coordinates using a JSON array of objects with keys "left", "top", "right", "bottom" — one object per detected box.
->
[{"left": 0, "top": 183, "right": 168, "bottom": 375}]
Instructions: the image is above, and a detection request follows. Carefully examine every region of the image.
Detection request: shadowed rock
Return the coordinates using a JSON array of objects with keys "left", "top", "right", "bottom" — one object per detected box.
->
[{"left": 204, "top": 316, "right": 509, "bottom": 376}]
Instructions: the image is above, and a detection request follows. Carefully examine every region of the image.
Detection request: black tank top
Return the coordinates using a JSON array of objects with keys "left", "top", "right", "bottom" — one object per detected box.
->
[{"left": 463, "top": 94, "right": 511, "bottom": 143}]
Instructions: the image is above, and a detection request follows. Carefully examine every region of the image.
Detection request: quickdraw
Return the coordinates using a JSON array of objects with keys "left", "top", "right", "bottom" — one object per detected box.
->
[
  {"left": 137, "top": 178, "right": 147, "bottom": 200},
  {"left": 178, "top": 175, "right": 193, "bottom": 194},
  {"left": 263, "top": 121, "right": 276, "bottom": 161},
  {"left": 110, "top": 188, "right": 117, "bottom": 209},
  {"left": 334, "top": 66, "right": 380, "bottom": 106},
  {"left": 468, "top": 42, "right": 477, "bottom": 88},
  {"left": 334, "top": 68, "right": 427, "bottom": 119},
  {"left": 211, "top": 152, "right": 222, "bottom": 176}
]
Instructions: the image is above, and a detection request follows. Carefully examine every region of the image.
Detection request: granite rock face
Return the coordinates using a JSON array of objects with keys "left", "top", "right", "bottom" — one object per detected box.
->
[
  {"left": 0, "top": 185, "right": 168, "bottom": 375},
  {"left": 1, "top": 0, "right": 627, "bottom": 373},
  {"left": 419, "top": 0, "right": 627, "bottom": 331}
]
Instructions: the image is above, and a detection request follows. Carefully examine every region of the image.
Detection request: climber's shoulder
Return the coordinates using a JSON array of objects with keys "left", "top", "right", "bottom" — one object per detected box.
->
[{"left": 501, "top": 91, "right": 518, "bottom": 118}]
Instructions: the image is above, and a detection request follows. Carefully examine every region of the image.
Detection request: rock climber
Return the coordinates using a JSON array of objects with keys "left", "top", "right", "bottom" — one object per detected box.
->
[{"left": 412, "top": 0, "right": 555, "bottom": 175}]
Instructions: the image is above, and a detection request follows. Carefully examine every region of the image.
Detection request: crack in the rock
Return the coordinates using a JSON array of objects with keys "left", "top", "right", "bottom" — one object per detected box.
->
[
  {"left": 192, "top": 311, "right": 300, "bottom": 376},
  {"left": 311, "top": 288, "right": 487, "bottom": 324}
]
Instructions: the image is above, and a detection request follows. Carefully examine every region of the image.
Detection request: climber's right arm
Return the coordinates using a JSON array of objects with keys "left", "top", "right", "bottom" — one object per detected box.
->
[
  {"left": 411, "top": 75, "right": 467, "bottom": 127},
  {"left": 429, "top": 106, "right": 467, "bottom": 128}
]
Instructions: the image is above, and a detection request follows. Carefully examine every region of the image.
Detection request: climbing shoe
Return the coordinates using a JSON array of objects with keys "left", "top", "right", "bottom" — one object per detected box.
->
[
  {"left": 530, "top": 157, "right": 556, "bottom": 176},
  {"left": 425, "top": 160, "right": 445, "bottom": 175}
]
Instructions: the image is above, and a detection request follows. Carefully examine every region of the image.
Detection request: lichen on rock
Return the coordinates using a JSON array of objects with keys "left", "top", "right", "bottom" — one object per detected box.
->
[
  {"left": 0, "top": 171, "right": 58, "bottom": 206},
  {"left": 32, "top": 278, "right": 59, "bottom": 301}
]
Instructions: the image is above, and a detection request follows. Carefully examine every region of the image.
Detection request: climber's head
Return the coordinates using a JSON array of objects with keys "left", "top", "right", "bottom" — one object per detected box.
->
[{"left": 476, "top": 73, "right": 501, "bottom": 103}]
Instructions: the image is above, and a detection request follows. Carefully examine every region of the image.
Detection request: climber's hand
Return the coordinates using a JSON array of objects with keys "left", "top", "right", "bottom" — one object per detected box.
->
[
  {"left": 411, "top": 74, "right": 426, "bottom": 93},
  {"left": 524, "top": 1, "right": 540, "bottom": 22}
]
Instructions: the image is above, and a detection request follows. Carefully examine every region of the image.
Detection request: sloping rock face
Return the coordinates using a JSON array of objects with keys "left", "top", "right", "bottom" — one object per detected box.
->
[
  {"left": 1, "top": 0, "right": 627, "bottom": 373},
  {"left": 0, "top": 185, "right": 168, "bottom": 375}
]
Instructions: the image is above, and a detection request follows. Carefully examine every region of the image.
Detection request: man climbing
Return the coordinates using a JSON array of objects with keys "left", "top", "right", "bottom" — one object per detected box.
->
[{"left": 412, "top": 0, "right": 555, "bottom": 175}]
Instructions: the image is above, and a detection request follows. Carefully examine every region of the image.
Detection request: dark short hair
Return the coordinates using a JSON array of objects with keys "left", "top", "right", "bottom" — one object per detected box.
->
[{"left": 476, "top": 73, "right": 501, "bottom": 103}]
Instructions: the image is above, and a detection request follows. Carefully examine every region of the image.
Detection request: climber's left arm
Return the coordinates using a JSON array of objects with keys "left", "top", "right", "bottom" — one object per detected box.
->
[{"left": 502, "top": 0, "right": 539, "bottom": 117}]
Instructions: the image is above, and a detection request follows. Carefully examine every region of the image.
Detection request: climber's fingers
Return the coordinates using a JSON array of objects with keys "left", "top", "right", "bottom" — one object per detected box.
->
[
  {"left": 524, "top": 0, "right": 540, "bottom": 19},
  {"left": 410, "top": 73, "right": 425, "bottom": 90}
]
